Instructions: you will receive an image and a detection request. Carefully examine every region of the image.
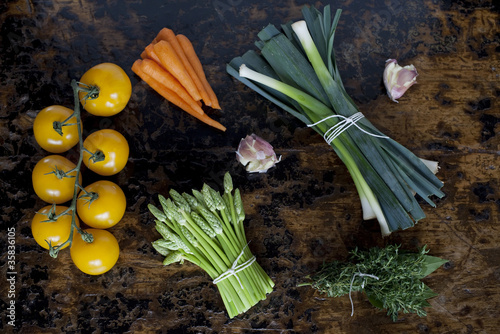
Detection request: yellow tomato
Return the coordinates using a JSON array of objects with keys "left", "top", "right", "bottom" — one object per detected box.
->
[
  {"left": 82, "top": 129, "right": 129, "bottom": 176},
  {"left": 33, "top": 105, "right": 80, "bottom": 153},
  {"left": 31, "top": 205, "right": 79, "bottom": 250},
  {"left": 32, "top": 155, "right": 82, "bottom": 204},
  {"left": 76, "top": 180, "right": 126, "bottom": 229},
  {"left": 78, "top": 63, "right": 132, "bottom": 116},
  {"left": 70, "top": 228, "right": 119, "bottom": 275}
]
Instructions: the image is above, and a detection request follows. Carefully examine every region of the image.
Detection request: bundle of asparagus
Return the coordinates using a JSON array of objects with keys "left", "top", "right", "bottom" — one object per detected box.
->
[{"left": 148, "top": 172, "right": 274, "bottom": 318}]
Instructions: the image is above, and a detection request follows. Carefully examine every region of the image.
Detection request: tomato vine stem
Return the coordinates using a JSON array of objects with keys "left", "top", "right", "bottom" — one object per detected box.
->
[{"left": 46, "top": 80, "right": 95, "bottom": 258}]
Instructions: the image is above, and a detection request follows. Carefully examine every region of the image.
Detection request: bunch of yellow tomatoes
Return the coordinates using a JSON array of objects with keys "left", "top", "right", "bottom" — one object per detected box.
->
[{"left": 31, "top": 63, "right": 132, "bottom": 275}]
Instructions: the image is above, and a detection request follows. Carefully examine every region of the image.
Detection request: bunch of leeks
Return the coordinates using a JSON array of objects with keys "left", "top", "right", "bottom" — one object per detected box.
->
[{"left": 226, "top": 5, "right": 444, "bottom": 236}]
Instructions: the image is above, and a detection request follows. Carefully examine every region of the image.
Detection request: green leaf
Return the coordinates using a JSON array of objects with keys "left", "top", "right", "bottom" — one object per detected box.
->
[
  {"left": 366, "top": 291, "right": 384, "bottom": 309},
  {"left": 421, "top": 283, "right": 439, "bottom": 300},
  {"left": 420, "top": 255, "right": 448, "bottom": 278},
  {"left": 257, "top": 23, "right": 281, "bottom": 42}
]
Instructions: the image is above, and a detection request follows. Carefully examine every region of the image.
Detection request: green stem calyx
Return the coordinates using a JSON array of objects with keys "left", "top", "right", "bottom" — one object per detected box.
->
[
  {"left": 52, "top": 121, "right": 64, "bottom": 136},
  {"left": 77, "top": 82, "right": 100, "bottom": 101},
  {"left": 45, "top": 166, "right": 75, "bottom": 180},
  {"left": 88, "top": 150, "right": 106, "bottom": 163},
  {"left": 78, "top": 191, "right": 99, "bottom": 207}
]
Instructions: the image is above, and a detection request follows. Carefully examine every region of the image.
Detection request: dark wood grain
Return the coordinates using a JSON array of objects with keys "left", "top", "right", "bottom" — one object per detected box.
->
[{"left": 1, "top": 0, "right": 499, "bottom": 333}]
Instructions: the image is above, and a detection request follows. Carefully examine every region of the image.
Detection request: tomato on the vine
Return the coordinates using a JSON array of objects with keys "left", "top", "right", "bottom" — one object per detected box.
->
[
  {"left": 32, "top": 155, "right": 82, "bottom": 204},
  {"left": 31, "top": 205, "right": 79, "bottom": 250},
  {"left": 78, "top": 63, "right": 132, "bottom": 116},
  {"left": 76, "top": 180, "right": 126, "bottom": 229},
  {"left": 33, "top": 105, "right": 80, "bottom": 153},
  {"left": 82, "top": 129, "right": 129, "bottom": 176},
  {"left": 70, "top": 228, "right": 119, "bottom": 275}
]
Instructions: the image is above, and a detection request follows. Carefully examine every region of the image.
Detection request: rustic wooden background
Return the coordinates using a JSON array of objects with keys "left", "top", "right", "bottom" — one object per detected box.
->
[{"left": 1, "top": 0, "right": 499, "bottom": 333}]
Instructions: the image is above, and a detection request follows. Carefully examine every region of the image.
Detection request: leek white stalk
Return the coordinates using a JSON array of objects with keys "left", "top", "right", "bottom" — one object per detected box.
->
[
  {"left": 292, "top": 20, "right": 391, "bottom": 233},
  {"left": 346, "top": 157, "right": 390, "bottom": 235},
  {"left": 420, "top": 158, "right": 439, "bottom": 175},
  {"left": 292, "top": 21, "right": 334, "bottom": 96},
  {"left": 239, "top": 64, "right": 328, "bottom": 112}
]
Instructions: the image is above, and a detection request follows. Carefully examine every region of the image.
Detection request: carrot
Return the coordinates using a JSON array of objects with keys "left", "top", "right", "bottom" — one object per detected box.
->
[
  {"left": 154, "top": 28, "right": 212, "bottom": 107},
  {"left": 140, "top": 58, "right": 204, "bottom": 116},
  {"left": 176, "top": 34, "right": 221, "bottom": 109},
  {"left": 153, "top": 40, "right": 202, "bottom": 102},
  {"left": 132, "top": 59, "right": 194, "bottom": 114},
  {"left": 132, "top": 60, "right": 226, "bottom": 132},
  {"left": 144, "top": 44, "right": 162, "bottom": 64}
]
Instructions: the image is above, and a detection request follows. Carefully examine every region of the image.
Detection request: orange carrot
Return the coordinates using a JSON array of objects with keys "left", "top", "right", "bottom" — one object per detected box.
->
[
  {"left": 153, "top": 40, "right": 201, "bottom": 102},
  {"left": 154, "top": 28, "right": 212, "bottom": 106},
  {"left": 132, "top": 60, "right": 226, "bottom": 132},
  {"left": 176, "top": 34, "right": 221, "bottom": 109},
  {"left": 132, "top": 59, "right": 194, "bottom": 113},
  {"left": 140, "top": 58, "right": 204, "bottom": 116},
  {"left": 144, "top": 44, "right": 162, "bottom": 64}
]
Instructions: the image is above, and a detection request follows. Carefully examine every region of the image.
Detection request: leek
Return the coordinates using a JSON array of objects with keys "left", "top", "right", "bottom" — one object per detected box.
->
[
  {"left": 148, "top": 172, "right": 274, "bottom": 318},
  {"left": 227, "top": 5, "right": 444, "bottom": 235}
]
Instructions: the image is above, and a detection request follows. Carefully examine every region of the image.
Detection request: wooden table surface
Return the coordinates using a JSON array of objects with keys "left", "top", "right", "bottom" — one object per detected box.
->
[{"left": 1, "top": 0, "right": 499, "bottom": 333}]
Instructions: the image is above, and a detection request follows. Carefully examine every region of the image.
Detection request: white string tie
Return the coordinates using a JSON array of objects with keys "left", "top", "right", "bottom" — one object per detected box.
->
[
  {"left": 213, "top": 244, "right": 256, "bottom": 289},
  {"left": 349, "top": 272, "right": 380, "bottom": 316},
  {"left": 307, "top": 112, "right": 388, "bottom": 145}
]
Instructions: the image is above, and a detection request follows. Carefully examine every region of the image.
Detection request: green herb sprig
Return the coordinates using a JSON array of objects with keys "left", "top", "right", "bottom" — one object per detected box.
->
[
  {"left": 148, "top": 172, "right": 274, "bottom": 318},
  {"left": 300, "top": 245, "right": 447, "bottom": 321}
]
